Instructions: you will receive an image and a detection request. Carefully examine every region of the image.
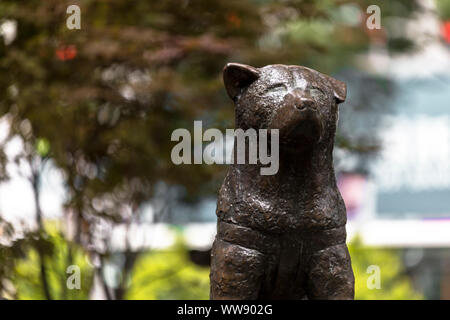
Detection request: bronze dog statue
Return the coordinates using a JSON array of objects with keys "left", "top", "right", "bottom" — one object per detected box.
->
[{"left": 210, "top": 63, "right": 354, "bottom": 299}]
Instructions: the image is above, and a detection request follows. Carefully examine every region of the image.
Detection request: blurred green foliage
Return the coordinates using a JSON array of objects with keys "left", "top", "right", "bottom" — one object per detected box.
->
[
  {"left": 349, "top": 237, "right": 423, "bottom": 300},
  {"left": 436, "top": 0, "right": 450, "bottom": 19},
  {"left": 126, "top": 241, "right": 209, "bottom": 300},
  {"left": 12, "top": 223, "right": 94, "bottom": 300}
]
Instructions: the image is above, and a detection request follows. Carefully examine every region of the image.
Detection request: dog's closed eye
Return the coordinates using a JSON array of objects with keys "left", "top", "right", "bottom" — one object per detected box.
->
[
  {"left": 309, "top": 87, "right": 327, "bottom": 100},
  {"left": 264, "top": 83, "right": 288, "bottom": 94}
]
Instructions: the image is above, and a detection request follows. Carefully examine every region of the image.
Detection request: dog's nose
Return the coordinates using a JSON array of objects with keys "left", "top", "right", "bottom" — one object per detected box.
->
[
  {"left": 294, "top": 96, "right": 315, "bottom": 111},
  {"left": 287, "top": 90, "right": 315, "bottom": 111}
]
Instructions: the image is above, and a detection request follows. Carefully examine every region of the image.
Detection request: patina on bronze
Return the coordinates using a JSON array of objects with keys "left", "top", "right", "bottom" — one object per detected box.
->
[{"left": 210, "top": 63, "right": 355, "bottom": 299}]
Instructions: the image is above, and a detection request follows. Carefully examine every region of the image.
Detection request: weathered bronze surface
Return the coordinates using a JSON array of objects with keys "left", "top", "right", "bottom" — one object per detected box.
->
[{"left": 210, "top": 63, "right": 355, "bottom": 299}]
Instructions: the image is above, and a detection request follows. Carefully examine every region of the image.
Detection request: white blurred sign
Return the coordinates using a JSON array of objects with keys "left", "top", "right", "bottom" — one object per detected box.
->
[{"left": 373, "top": 115, "right": 450, "bottom": 192}]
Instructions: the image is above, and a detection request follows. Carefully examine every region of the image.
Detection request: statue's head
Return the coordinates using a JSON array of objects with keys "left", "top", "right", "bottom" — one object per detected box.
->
[{"left": 223, "top": 63, "right": 346, "bottom": 151}]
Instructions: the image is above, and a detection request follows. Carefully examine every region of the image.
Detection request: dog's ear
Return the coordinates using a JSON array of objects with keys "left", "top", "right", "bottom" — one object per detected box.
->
[
  {"left": 223, "top": 63, "right": 260, "bottom": 101},
  {"left": 323, "top": 74, "right": 347, "bottom": 104}
]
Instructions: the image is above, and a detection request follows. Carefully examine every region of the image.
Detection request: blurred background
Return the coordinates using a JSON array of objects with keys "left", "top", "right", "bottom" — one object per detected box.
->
[{"left": 0, "top": 0, "right": 449, "bottom": 300}]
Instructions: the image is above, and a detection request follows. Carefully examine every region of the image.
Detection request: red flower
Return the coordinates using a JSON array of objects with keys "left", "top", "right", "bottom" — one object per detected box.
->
[
  {"left": 226, "top": 13, "right": 241, "bottom": 28},
  {"left": 56, "top": 45, "right": 77, "bottom": 61},
  {"left": 442, "top": 21, "right": 450, "bottom": 43}
]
